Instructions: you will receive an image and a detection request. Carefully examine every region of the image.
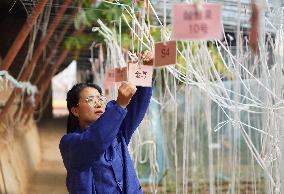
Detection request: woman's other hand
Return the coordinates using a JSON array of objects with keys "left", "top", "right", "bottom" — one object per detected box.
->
[
  {"left": 116, "top": 81, "right": 137, "bottom": 108},
  {"left": 142, "top": 50, "right": 153, "bottom": 65}
]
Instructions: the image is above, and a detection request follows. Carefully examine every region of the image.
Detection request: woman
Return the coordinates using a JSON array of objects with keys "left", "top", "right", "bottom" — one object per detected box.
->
[{"left": 59, "top": 81, "right": 152, "bottom": 194}]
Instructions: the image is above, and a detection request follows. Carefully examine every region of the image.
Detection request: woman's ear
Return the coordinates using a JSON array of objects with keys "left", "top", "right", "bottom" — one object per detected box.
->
[{"left": 71, "top": 107, "right": 79, "bottom": 118}]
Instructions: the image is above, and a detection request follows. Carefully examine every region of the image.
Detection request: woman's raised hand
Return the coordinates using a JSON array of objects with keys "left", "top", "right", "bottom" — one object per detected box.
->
[{"left": 116, "top": 81, "right": 137, "bottom": 108}]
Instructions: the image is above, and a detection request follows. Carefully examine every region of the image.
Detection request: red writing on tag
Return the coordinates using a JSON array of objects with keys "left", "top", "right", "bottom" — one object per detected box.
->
[{"left": 172, "top": 3, "right": 222, "bottom": 40}]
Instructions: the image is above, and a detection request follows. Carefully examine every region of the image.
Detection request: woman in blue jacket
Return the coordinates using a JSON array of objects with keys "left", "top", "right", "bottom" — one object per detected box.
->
[{"left": 59, "top": 81, "right": 152, "bottom": 194}]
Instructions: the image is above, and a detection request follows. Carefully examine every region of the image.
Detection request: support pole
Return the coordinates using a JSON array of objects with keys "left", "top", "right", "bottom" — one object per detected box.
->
[
  {"left": 1, "top": 0, "right": 49, "bottom": 71},
  {"left": 24, "top": 49, "right": 69, "bottom": 124},
  {"left": 0, "top": 0, "right": 71, "bottom": 123}
]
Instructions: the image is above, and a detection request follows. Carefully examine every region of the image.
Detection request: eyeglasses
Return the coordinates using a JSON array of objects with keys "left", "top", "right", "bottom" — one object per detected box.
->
[{"left": 78, "top": 95, "right": 107, "bottom": 107}]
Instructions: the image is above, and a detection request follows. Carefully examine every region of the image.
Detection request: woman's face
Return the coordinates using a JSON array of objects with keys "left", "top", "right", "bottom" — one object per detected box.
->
[{"left": 71, "top": 87, "right": 106, "bottom": 128}]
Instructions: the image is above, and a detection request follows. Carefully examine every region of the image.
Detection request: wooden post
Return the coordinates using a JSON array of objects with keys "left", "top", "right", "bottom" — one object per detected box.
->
[
  {"left": 1, "top": 0, "right": 48, "bottom": 71},
  {"left": 15, "top": 8, "right": 78, "bottom": 119},
  {"left": 33, "top": 12, "right": 75, "bottom": 85},
  {"left": 14, "top": 16, "right": 72, "bottom": 118},
  {"left": 19, "top": 0, "right": 72, "bottom": 82},
  {"left": 24, "top": 49, "right": 69, "bottom": 124},
  {"left": 23, "top": 28, "right": 84, "bottom": 123},
  {"left": 0, "top": 0, "right": 71, "bottom": 123}
]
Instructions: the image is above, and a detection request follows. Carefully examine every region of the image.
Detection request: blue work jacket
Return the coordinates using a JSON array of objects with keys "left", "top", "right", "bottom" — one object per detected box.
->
[{"left": 59, "top": 86, "right": 152, "bottom": 194}]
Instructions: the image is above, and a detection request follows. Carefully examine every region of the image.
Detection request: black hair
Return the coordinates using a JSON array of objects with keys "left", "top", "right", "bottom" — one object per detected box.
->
[{"left": 66, "top": 83, "right": 102, "bottom": 134}]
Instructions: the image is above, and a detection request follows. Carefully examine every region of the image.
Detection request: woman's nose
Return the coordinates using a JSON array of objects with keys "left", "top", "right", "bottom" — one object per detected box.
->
[{"left": 94, "top": 100, "right": 103, "bottom": 108}]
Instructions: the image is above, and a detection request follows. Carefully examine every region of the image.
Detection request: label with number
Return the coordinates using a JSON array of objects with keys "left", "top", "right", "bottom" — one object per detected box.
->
[
  {"left": 154, "top": 41, "right": 177, "bottom": 67},
  {"left": 172, "top": 3, "right": 222, "bottom": 40},
  {"left": 128, "top": 63, "right": 153, "bottom": 87},
  {"left": 115, "top": 67, "right": 128, "bottom": 82}
]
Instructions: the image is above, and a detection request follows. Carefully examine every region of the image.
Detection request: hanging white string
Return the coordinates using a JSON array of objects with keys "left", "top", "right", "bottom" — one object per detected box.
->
[
  {"left": 0, "top": 71, "right": 38, "bottom": 105},
  {"left": 91, "top": 0, "right": 284, "bottom": 193}
]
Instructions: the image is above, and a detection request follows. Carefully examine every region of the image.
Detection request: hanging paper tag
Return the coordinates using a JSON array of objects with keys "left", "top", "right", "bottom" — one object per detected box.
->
[
  {"left": 94, "top": 59, "right": 100, "bottom": 70},
  {"left": 146, "top": 0, "right": 149, "bottom": 17},
  {"left": 104, "top": 69, "right": 115, "bottom": 88},
  {"left": 99, "top": 44, "right": 104, "bottom": 63},
  {"left": 105, "top": 69, "right": 115, "bottom": 82},
  {"left": 154, "top": 41, "right": 177, "bottom": 68},
  {"left": 115, "top": 67, "right": 128, "bottom": 82},
  {"left": 104, "top": 88, "right": 110, "bottom": 96},
  {"left": 249, "top": 2, "right": 260, "bottom": 54},
  {"left": 104, "top": 80, "right": 114, "bottom": 90},
  {"left": 128, "top": 63, "right": 153, "bottom": 87},
  {"left": 172, "top": 3, "right": 222, "bottom": 40}
]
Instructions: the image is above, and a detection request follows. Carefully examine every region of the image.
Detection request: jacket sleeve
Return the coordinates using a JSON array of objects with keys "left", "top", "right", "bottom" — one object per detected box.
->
[
  {"left": 59, "top": 100, "right": 127, "bottom": 170},
  {"left": 120, "top": 86, "right": 152, "bottom": 145}
]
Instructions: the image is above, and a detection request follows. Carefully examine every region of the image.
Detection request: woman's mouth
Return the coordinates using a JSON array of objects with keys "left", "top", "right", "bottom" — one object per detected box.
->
[{"left": 95, "top": 110, "right": 104, "bottom": 115}]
